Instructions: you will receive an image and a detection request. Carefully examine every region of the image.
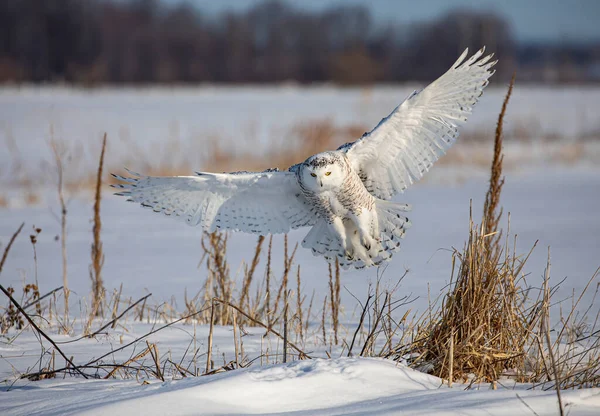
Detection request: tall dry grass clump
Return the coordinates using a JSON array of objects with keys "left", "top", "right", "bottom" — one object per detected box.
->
[{"left": 407, "top": 75, "right": 539, "bottom": 383}]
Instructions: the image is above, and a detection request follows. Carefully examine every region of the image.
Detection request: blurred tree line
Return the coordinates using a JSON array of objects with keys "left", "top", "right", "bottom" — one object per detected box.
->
[{"left": 0, "top": 0, "right": 598, "bottom": 85}]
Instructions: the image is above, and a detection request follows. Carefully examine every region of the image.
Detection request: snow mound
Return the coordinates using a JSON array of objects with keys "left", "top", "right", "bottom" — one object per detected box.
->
[
  {"left": 2, "top": 358, "right": 600, "bottom": 415},
  {"left": 66, "top": 358, "right": 440, "bottom": 415}
]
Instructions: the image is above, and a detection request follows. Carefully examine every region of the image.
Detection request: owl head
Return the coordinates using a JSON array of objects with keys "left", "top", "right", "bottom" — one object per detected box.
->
[{"left": 300, "top": 152, "right": 346, "bottom": 191}]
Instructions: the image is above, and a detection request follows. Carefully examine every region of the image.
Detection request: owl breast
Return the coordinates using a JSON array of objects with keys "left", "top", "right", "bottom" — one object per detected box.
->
[
  {"left": 299, "top": 167, "right": 374, "bottom": 224},
  {"left": 326, "top": 192, "right": 348, "bottom": 216}
]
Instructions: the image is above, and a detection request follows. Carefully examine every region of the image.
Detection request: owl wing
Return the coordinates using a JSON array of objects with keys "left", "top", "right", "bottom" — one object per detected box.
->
[
  {"left": 338, "top": 48, "right": 497, "bottom": 200},
  {"left": 111, "top": 169, "right": 317, "bottom": 234}
]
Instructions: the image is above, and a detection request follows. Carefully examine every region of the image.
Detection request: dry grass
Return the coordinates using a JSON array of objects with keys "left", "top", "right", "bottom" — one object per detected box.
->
[
  {"left": 1, "top": 84, "right": 599, "bottom": 391},
  {"left": 194, "top": 230, "right": 311, "bottom": 343},
  {"left": 405, "top": 213, "right": 539, "bottom": 383},
  {"left": 89, "top": 134, "right": 107, "bottom": 319},
  {"left": 49, "top": 137, "right": 71, "bottom": 333},
  {"left": 328, "top": 261, "right": 341, "bottom": 346}
]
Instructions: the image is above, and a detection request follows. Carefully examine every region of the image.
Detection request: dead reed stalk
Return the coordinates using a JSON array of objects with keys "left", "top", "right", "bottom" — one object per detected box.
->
[
  {"left": 272, "top": 237, "right": 297, "bottom": 324},
  {"left": 147, "top": 341, "right": 164, "bottom": 381},
  {"left": 265, "top": 236, "right": 273, "bottom": 326},
  {"left": 0, "top": 223, "right": 24, "bottom": 275},
  {"left": 541, "top": 248, "right": 564, "bottom": 416},
  {"left": 296, "top": 265, "right": 304, "bottom": 342},
  {"left": 482, "top": 72, "right": 514, "bottom": 248},
  {"left": 50, "top": 137, "right": 70, "bottom": 330},
  {"left": 283, "top": 291, "right": 289, "bottom": 363},
  {"left": 206, "top": 300, "right": 215, "bottom": 373},
  {"left": 321, "top": 295, "right": 327, "bottom": 345},
  {"left": 90, "top": 133, "right": 107, "bottom": 317},
  {"left": 328, "top": 260, "right": 341, "bottom": 345},
  {"left": 232, "top": 310, "right": 240, "bottom": 368},
  {"left": 202, "top": 231, "right": 233, "bottom": 325},
  {"left": 240, "top": 235, "right": 265, "bottom": 310},
  {"left": 29, "top": 227, "right": 41, "bottom": 314}
]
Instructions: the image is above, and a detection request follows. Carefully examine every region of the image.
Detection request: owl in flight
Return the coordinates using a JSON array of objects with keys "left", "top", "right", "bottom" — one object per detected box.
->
[{"left": 113, "top": 48, "right": 496, "bottom": 269}]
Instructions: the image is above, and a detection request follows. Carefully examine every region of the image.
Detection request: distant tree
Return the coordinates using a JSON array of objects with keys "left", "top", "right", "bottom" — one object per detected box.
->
[
  {"left": 0, "top": 0, "right": 100, "bottom": 82},
  {"left": 3, "top": 0, "right": 595, "bottom": 84},
  {"left": 397, "top": 11, "right": 516, "bottom": 81}
]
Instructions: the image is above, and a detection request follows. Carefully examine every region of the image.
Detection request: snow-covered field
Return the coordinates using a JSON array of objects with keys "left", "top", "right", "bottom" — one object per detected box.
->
[
  {"left": 1, "top": 85, "right": 600, "bottom": 414},
  {"left": 1, "top": 85, "right": 599, "bottom": 185},
  {"left": 3, "top": 358, "right": 600, "bottom": 415}
]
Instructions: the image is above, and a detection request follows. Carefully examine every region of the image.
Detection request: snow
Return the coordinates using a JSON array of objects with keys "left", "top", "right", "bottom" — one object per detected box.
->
[
  {"left": 1, "top": 85, "right": 600, "bottom": 414},
  {"left": 1, "top": 85, "right": 599, "bottom": 183},
  {"left": 2, "top": 358, "right": 599, "bottom": 415}
]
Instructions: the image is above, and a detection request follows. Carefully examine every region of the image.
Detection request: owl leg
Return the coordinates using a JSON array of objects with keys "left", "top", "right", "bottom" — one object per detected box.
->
[
  {"left": 345, "top": 222, "right": 373, "bottom": 265},
  {"left": 348, "top": 210, "right": 378, "bottom": 254},
  {"left": 329, "top": 217, "right": 351, "bottom": 259}
]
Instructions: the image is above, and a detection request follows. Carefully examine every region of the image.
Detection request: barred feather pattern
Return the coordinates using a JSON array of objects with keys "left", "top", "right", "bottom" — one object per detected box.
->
[
  {"left": 302, "top": 199, "right": 411, "bottom": 269},
  {"left": 296, "top": 152, "right": 375, "bottom": 224},
  {"left": 112, "top": 169, "right": 318, "bottom": 234}
]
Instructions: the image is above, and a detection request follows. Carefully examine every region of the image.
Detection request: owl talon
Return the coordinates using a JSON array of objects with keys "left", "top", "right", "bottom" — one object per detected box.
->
[{"left": 360, "top": 235, "right": 374, "bottom": 252}]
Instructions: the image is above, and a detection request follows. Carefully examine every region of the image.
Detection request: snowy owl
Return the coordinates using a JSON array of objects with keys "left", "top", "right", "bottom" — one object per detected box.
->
[{"left": 113, "top": 48, "right": 496, "bottom": 269}]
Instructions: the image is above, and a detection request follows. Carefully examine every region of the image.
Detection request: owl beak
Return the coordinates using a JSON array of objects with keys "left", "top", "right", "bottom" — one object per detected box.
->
[{"left": 320, "top": 180, "right": 323, "bottom": 187}]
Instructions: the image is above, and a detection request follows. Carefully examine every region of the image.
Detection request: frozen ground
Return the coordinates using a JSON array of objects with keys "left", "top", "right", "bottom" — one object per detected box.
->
[
  {"left": 2, "top": 358, "right": 600, "bottom": 416},
  {"left": 1, "top": 85, "right": 599, "bottom": 414}
]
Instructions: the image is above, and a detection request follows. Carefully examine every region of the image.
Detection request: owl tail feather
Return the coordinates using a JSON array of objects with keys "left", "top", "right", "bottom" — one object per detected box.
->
[
  {"left": 301, "top": 219, "right": 362, "bottom": 269},
  {"left": 301, "top": 220, "right": 348, "bottom": 265},
  {"left": 374, "top": 199, "right": 412, "bottom": 257}
]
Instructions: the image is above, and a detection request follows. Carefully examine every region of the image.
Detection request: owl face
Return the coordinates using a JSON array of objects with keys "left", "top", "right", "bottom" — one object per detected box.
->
[{"left": 300, "top": 153, "right": 345, "bottom": 192}]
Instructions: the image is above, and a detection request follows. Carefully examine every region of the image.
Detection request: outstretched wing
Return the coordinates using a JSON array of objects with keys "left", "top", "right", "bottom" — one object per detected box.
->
[
  {"left": 339, "top": 47, "right": 496, "bottom": 200},
  {"left": 111, "top": 169, "right": 317, "bottom": 234}
]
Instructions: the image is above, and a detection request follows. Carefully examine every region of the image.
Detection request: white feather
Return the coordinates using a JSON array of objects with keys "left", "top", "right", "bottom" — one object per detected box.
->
[
  {"left": 112, "top": 170, "right": 316, "bottom": 234},
  {"left": 339, "top": 47, "right": 496, "bottom": 200}
]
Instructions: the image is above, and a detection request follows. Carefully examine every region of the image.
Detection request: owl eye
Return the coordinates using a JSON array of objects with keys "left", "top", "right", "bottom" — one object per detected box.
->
[
  {"left": 310, "top": 173, "right": 317, "bottom": 177},
  {"left": 325, "top": 172, "right": 332, "bottom": 176}
]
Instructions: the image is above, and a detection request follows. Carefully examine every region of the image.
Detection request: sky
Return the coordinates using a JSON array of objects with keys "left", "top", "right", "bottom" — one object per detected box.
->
[{"left": 160, "top": 0, "right": 600, "bottom": 44}]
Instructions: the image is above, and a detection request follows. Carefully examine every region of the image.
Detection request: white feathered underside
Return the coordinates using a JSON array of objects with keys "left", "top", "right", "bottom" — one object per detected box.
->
[
  {"left": 112, "top": 170, "right": 317, "bottom": 234},
  {"left": 340, "top": 47, "right": 496, "bottom": 200},
  {"left": 303, "top": 200, "right": 412, "bottom": 270}
]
